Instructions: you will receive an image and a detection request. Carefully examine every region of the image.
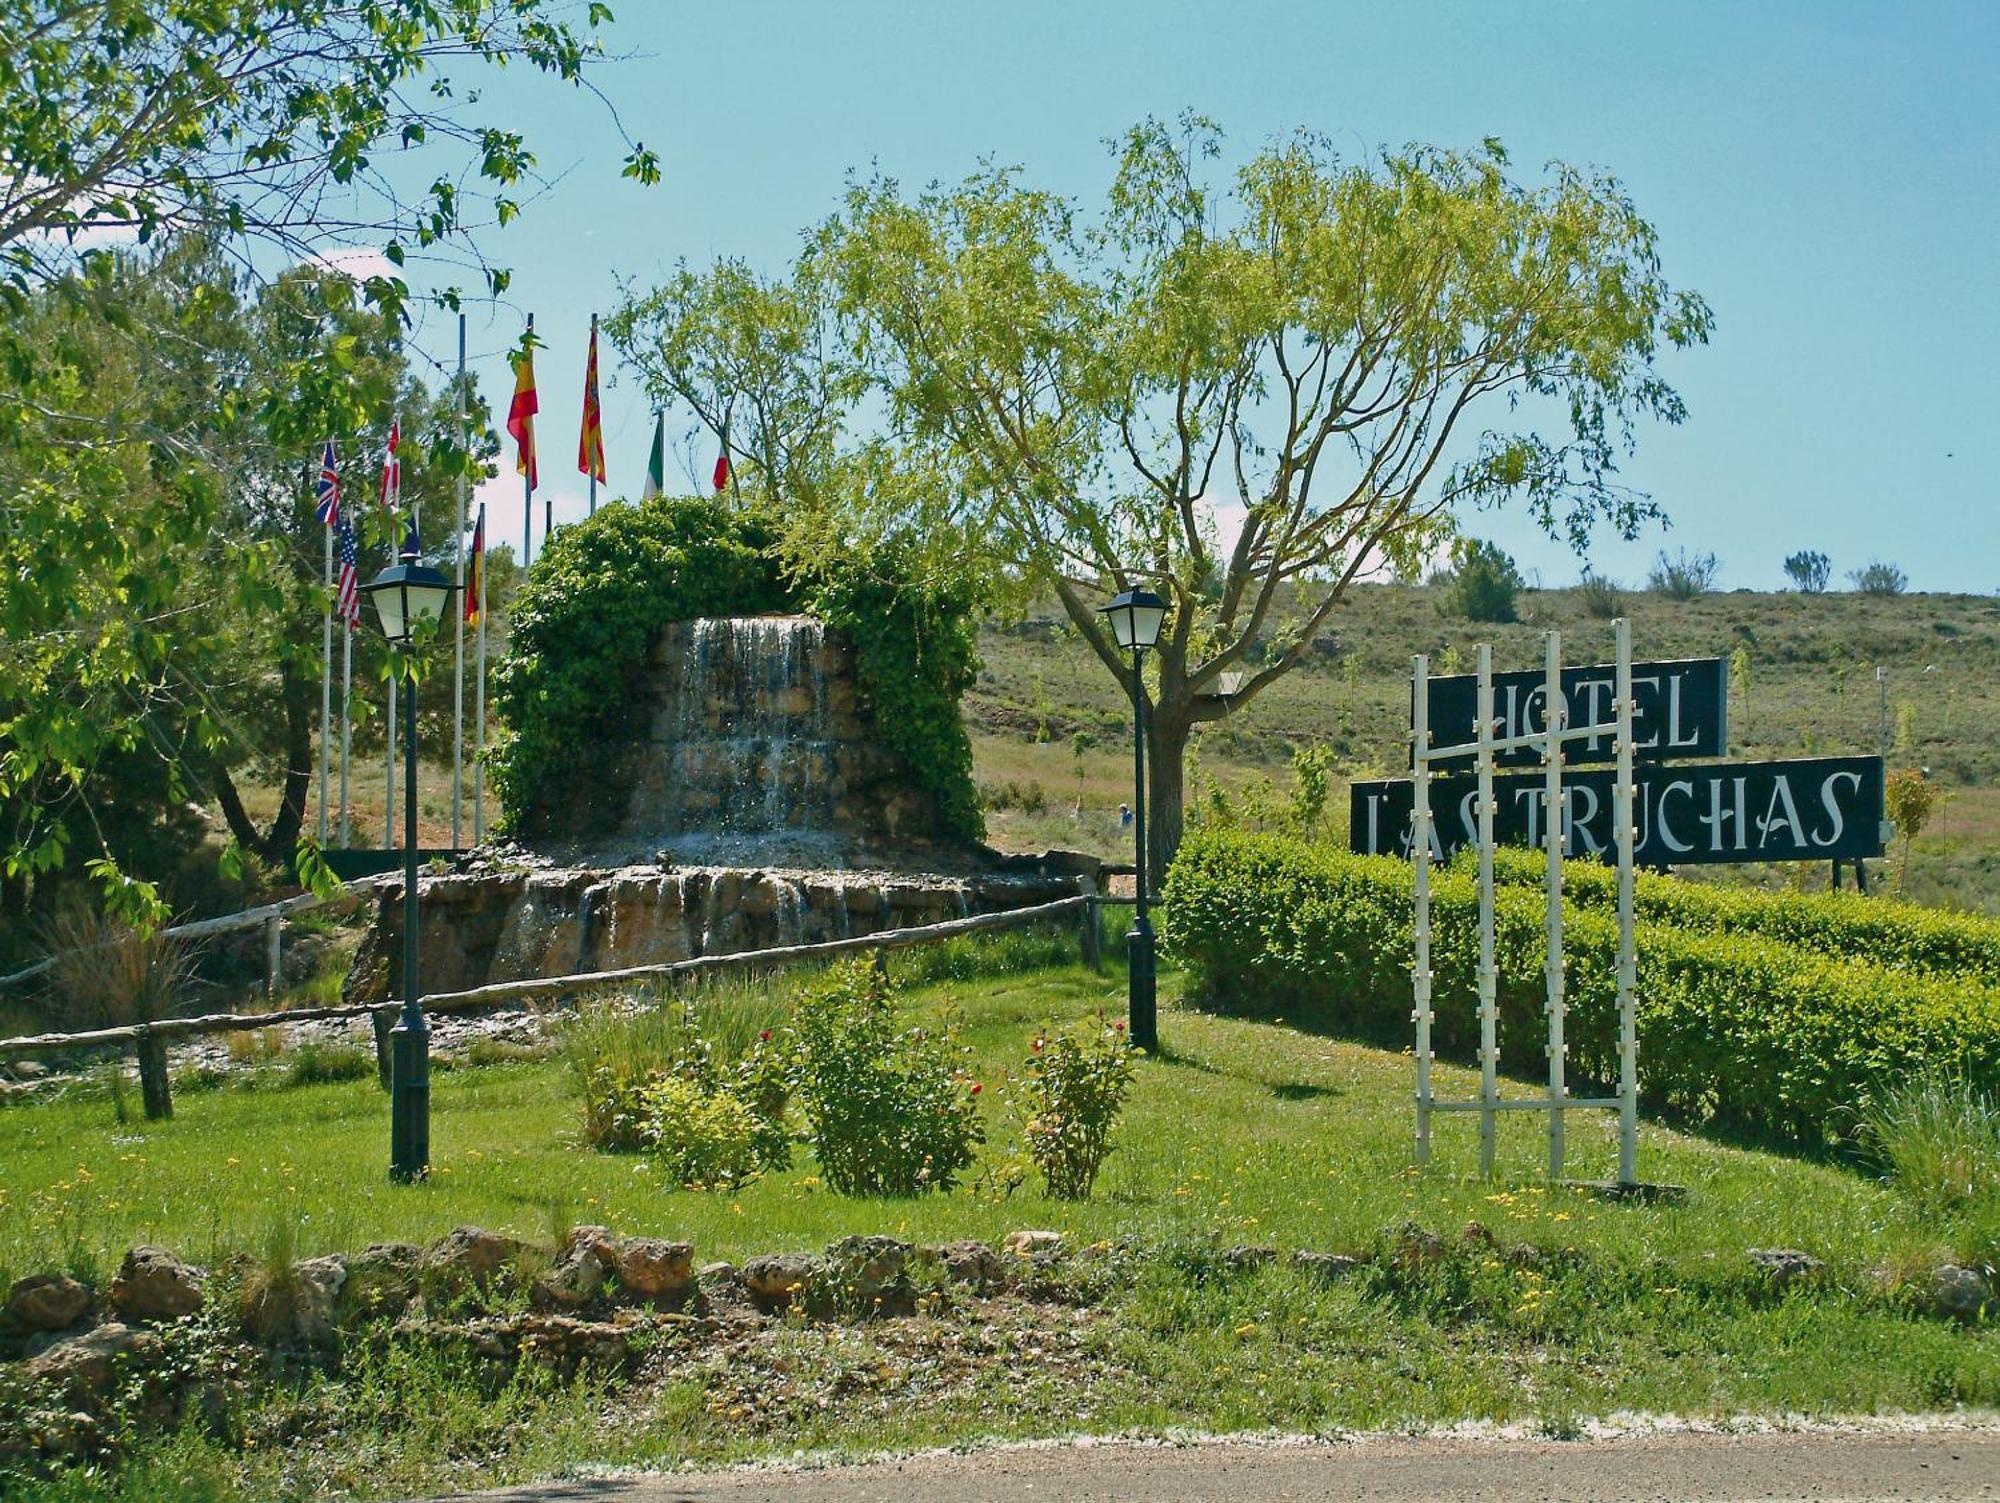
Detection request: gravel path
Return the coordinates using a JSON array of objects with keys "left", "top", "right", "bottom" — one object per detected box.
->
[{"left": 457, "top": 1423, "right": 2000, "bottom": 1502}]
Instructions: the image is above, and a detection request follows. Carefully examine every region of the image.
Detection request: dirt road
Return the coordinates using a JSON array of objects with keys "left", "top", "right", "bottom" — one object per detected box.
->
[{"left": 462, "top": 1424, "right": 2000, "bottom": 1502}]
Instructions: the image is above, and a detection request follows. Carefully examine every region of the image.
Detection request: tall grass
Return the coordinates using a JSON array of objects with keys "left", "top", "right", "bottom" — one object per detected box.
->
[
  {"left": 34, "top": 898, "right": 197, "bottom": 1030},
  {"left": 1862, "top": 1074, "right": 2000, "bottom": 1222}
]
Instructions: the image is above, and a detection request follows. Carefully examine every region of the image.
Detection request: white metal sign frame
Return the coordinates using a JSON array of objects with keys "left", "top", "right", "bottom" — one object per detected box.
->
[{"left": 1410, "top": 619, "right": 1641, "bottom": 1184}]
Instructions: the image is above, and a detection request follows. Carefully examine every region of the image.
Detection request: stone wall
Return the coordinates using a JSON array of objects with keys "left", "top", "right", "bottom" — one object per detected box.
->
[{"left": 343, "top": 863, "right": 1084, "bottom": 1003}]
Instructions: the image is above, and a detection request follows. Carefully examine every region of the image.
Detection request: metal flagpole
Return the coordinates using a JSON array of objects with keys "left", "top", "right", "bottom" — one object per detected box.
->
[
  {"left": 452, "top": 313, "right": 466, "bottom": 850},
  {"left": 319, "top": 523, "right": 332, "bottom": 844},
  {"left": 1411, "top": 653, "right": 1435, "bottom": 1167},
  {"left": 474, "top": 502, "right": 488, "bottom": 844},
  {"left": 1476, "top": 643, "right": 1499, "bottom": 1177},
  {"left": 1544, "top": 631, "right": 1567, "bottom": 1182},
  {"left": 1615, "top": 617, "right": 1640, "bottom": 1185},
  {"left": 385, "top": 642, "right": 396, "bottom": 849},
  {"left": 338, "top": 620, "right": 353, "bottom": 846}
]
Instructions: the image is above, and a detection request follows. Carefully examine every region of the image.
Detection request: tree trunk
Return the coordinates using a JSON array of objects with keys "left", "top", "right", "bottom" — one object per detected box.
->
[
  {"left": 208, "top": 656, "right": 314, "bottom": 865},
  {"left": 1146, "top": 702, "right": 1191, "bottom": 892}
]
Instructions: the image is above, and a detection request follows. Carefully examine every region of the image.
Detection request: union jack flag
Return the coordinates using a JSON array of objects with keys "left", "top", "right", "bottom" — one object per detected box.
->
[
  {"left": 314, "top": 440, "right": 339, "bottom": 527},
  {"left": 334, "top": 512, "right": 361, "bottom": 627},
  {"left": 379, "top": 420, "right": 401, "bottom": 513}
]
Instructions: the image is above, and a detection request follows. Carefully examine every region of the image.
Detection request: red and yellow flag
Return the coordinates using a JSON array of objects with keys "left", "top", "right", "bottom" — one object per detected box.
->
[
  {"left": 465, "top": 507, "right": 486, "bottom": 627},
  {"left": 578, "top": 317, "right": 606, "bottom": 486},
  {"left": 507, "top": 343, "right": 539, "bottom": 491}
]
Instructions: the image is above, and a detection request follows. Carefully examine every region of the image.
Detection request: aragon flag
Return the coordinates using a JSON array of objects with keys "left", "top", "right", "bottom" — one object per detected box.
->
[
  {"left": 507, "top": 342, "right": 539, "bottom": 491},
  {"left": 641, "top": 410, "right": 666, "bottom": 502},
  {"left": 577, "top": 318, "right": 606, "bottom": 485}
]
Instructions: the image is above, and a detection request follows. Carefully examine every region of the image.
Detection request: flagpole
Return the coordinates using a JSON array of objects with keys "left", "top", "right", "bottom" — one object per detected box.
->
[
  {"left": 386, "top": 643, "right": 396, "bottom": 850},
  {"left": 338, "top": 619, "right": 353, "bottom": 846},
  {"left": 319, "top": 519, "right": 332, "bottom": 845},
  {"left": 523, "top": 311, "right": 535, "bottom": 567},
  {"left": 452, "top": 312, "right": 467, "bottom": 850},
  {"left": 474, "top": 502, "right": 489, "bottom": 844}
]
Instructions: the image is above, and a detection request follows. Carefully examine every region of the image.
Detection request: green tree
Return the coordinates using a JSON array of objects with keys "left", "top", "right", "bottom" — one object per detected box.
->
[
  {"left": 1435, "top": 539, "right": 1523, "bottom": 624},
  {"left": 610, "top": 118, "right": 1710, "bottom": 878}
]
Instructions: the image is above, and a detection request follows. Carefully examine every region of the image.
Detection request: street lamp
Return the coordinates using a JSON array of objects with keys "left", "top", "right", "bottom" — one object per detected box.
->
[
  {"left": 360, "top": 540, "right": 455, "bottom": 1183},
  {"left": 1099, "top": 587, "right": 1167, "bottom": 1052}
]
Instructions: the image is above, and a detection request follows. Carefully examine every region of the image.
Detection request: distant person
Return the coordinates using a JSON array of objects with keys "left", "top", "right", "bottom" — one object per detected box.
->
[{"left": 1119, "top": 803, "right": 1133, "bottom": 829}]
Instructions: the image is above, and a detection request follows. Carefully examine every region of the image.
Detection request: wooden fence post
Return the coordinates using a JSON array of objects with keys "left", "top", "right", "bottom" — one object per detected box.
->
[
  {"left": 265, "top": 917, "right": 283, "bottom": 1001},
  {"left": 1078, "top": 878, "right": 1103, "bottom": 971},
  {"left": 372, "top": 1007, "right": 394, "bottom": 1092},
  {"left": 133, "top": 1024, "right": 172, "bottom": 1120}
]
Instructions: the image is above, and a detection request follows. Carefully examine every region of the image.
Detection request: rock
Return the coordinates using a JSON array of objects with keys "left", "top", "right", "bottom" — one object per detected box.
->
[
  {"left": 1460, "top": 1221, "right": 1498, "bottom": 1249},
  {"left": 4, "top": 1274, "right": 93, "bottom": 1333},
  {"left": 1389, "top": 1223, "right": 1447, "bottom": 1272},
  {"left": 338, "top": 1243, "right": 422, "bottom": 1324},
  {"left": 422, "top": 1225, "right": 524, "bottom": 1296},
  {"left": 1931, "top": 1264, "right": 1992, "bottom": 1323},
  {"left": 536, "top": 1226, "right": 618, "bottom": 1310},
  {"left": 614, "top": 1238, "right": 694, "bottom": 1303},
  {"left": 514, "top": 1314, "right": 635, "bottom": 1374},
  {"left": 1292, "top": 1251, "right": 1365, "bottom": 1283},
  {"left": 740, "top": 1253, "right": 822, "bottom": 1310},
  {"left": 825, "top": 1236, "right": 911, "bottom": 1306},
  {"left": 9, "top": 1060, "right": 49, "bottom": 1081},
  {"left": 1001, "top": 1230, "right": 1065, "bottom": 1260},
  {"left": 1222, "top": 1245, "right": 1277, "bottom": 1272},
  {"left": 290, "top": 1256, "right": 346, "bottom": 1347},
  {"left": 24, "top": 1323, "right": 158, "bottom": 1401},
  {"left": 1748, "top": 1248, "right": 1824, "bottom": 1292},
  {"left": 110, "top": 1246, "right": 204, "bottom": 1322},
  {"left": 931, "top": 1240, "right": 1005, "bottom": 1290}
]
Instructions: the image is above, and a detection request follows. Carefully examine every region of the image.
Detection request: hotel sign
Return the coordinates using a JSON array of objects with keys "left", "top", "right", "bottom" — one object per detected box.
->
[{"left": 1420, "top": 657, "right": 1728, "bottom": 769}]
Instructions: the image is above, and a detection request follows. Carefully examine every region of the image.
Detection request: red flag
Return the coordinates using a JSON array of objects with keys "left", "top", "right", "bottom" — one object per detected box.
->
[
  {"left": 508, "top": 345, "right": 539, "bottom": 491},
  {"left": 465, "top": 508, "right": 486, "bottom": 627},
  {"left": 379, "top": 419, "right": 401, "bottom": 512},
  {"left": 577, "top": 320, "right": 606, "bottom": 485},
  {"left": 712, "top": 447, "right": 730, "bottom": 494}
]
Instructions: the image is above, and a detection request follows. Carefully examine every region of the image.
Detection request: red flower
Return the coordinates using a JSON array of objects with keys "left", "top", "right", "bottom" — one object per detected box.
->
[
  {"left": 1113, "top": 1021, "right": 1126, "bottom": 1033},
  {"left": 759, "top": 1030, "right": 772, "bottom": 1042},
  {"left": 1031, "top": 1038, "right": 1044, "bottom": 1053},
  {"left": 970, "top": 1082, "right": 983, "bottom": 1095}
]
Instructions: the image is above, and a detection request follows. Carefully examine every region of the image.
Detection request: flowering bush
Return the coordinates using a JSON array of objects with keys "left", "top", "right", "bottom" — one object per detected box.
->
[
  {"left": 788, "top": 959, "right": 983, "bottom": 1196},
  {"left": 1017, "top": 1019, "right": 1136, "bottom": 1199},
  {"left": 639, "top": 1075, "right": 764, "bottom": 1189}
]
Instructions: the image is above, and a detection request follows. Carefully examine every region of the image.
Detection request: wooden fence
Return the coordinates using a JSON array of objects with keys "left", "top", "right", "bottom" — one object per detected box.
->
[{"left": 2, "top": 892, "right": 1125, "bottom": 1119}]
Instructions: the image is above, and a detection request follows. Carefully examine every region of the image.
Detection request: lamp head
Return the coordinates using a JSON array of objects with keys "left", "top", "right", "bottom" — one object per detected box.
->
[
  {"left": 1099, "top": 588, "right": 1167, "bottom": 653},
  {"left": 362, "top": 558, "right": 455, "bottom": 647}
]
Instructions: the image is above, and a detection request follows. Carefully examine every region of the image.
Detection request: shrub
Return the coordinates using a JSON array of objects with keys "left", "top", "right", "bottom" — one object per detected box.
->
[
  {"left": 788, "top": 959, "right": 982, "bottom": 1196},
  {"left": 35, "top": 900, "right": 195, "bottom": 1031},
  {"left": 284, "top": 1041, "right": 375, "bottom": 1088},
  {"left": 1433, "top": 539, "right": 1521, "bottom": 624},
  {"left": 1862, "top": 1074, "right": 2000, "bottom": 1221},
  {"left": 1162, "top": 829, "right": 2000, "bottom": 1146},
  {"left": 640, "top": 1074, "right": 765, "bottom": 1189},
  {"left": 1647, "top": 547, "right": 1720, "bottom": 599},
  {"left": 1886, "top": 769, "right": 1941, "bottom": 892},
  {"left": 1574, "top": 571, "right": 1625, "bottom": 619},
  {"left": 1018, "top": 1020, "right": 1136, "bottom": 1199},
  {"left": 1783, "top": 549, "right": 1832, "bottom": 593},
  {"left": 1850, "top": 560, "right": 1909, "bottom": 596}
]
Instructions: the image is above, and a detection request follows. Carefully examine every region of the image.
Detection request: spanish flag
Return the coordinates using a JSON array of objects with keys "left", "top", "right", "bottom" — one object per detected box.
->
[
  {"left": 578, "top": 316, "right": 606, "bottom": 486},
  {"left": 507, "top": 342, "right": 539, "bottom": 491},
  {"left": 465, "top": 507, "right": 486, "bottom": 627}
]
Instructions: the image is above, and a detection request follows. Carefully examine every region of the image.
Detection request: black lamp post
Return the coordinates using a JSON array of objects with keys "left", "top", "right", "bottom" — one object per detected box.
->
[
  {"left": 1099, "top": 587, "right": 1167, "bottom": 1052},
  {"left": 360, "top": 541, "right": 455, "bottom": 1183}
]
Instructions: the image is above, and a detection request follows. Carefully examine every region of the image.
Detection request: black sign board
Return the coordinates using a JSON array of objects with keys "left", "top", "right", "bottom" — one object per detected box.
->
[
  {"left": 1421, "top": 657, "right": 1728, "bottom": 769},
  {"left": 1351, "top": 755, "right": 1886, "bottom": 866}
]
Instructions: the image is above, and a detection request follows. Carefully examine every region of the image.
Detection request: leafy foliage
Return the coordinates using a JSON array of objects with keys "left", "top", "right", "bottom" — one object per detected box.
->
[
  {"left": 1851, "top": 560, "right": 1910, "bottom": 596},
  {"left": 1163, "top": 829, "right": 2000, "bottom": 1145},
  {"left": 1018, "top": 1019, "right": 1136, "bottom": 1199},
  {"left": 1783, "top": 550, "right": 1832, "bottom": 593},
  {"left": 490, "top": 496, "right": 983, "bottom": 843},
  {"left": 639, "top": 1074, "right": 766, "bottom": 1191},
  {"left": 787, "top": 959, "right": 983, "bottom": 1196},
  {"left": 1434, "top": 539, "right": 1523, "bottom": 624}
]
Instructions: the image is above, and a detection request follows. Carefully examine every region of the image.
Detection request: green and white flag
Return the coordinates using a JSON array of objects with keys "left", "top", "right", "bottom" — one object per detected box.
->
[{"left": 641, "top": 410, "right": 666, "bottom": 501}]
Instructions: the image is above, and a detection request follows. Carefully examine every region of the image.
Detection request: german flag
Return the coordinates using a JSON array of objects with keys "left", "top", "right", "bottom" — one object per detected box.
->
[{"left": 507, "top": 342, "right": 539, "bottom": 491}]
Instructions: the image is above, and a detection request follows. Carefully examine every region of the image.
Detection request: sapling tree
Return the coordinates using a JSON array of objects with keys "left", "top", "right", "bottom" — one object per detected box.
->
[{"left": 610, "top": 117, "right": 1710, "bottom": 877}]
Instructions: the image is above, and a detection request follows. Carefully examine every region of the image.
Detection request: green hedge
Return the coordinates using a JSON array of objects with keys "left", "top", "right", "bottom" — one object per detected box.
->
[
  {"left": 490, "top": 497, "right": 983, "bottom": 844},
  {"left": 1484, "top": 847, "right": 2000, "bottom": 987},
  {"left": 1162, "top": 829, "right": 2000, "bottom": 1146}
]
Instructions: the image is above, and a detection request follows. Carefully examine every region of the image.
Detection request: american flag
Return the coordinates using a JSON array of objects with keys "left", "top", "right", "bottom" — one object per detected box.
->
[
  {"left": 334, "top": 512, "right": 361, "bottom": 626},
  {"left": 315, "top": 440, "right": 339, "bottom": 527},
  {"left": 379, "top": 420, "right": 401, "bottom": 512}
]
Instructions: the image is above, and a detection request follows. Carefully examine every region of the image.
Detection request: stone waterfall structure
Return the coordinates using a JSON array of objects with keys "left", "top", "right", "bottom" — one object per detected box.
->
[{"left": 344, "top": 615, "right": 1094, "bottom": 1002}]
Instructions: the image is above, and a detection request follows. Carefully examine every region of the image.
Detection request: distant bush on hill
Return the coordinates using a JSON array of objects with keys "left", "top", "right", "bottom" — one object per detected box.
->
[
  {"left": 1575, "top": 571, "right": 1626, "bottom": 618},
  {"left": 1433, "top": 539, "right": 1522, "bottom": 624},
  {"left": 1648, "top": 547, "right": 1721, "bottom": 599},
  {"left": 1784, "top": 549, "right": 1832, "bottom": 593},
  {"left": 1851, "top": 560, "right": 1910, "bottom": 596}
]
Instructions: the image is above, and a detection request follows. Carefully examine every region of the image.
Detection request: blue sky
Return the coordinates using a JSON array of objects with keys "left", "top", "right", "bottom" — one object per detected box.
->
[{"left": 406, "top": 1, "right": 1997, "bottom": 593}]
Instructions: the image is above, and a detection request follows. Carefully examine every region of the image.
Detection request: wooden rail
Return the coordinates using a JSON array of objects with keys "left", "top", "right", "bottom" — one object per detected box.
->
[{"left": 2, "top": 893, "right": 1129, "bottom": 1111}]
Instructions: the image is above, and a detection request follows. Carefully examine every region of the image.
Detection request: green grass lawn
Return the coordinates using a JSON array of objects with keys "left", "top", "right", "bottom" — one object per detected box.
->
[
  {"left": 7, "top": 955, "right": 2000, "bottom": 1501},
  {"left": 0, "top": 960, "right": 1969, "bottom": 1288}
]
